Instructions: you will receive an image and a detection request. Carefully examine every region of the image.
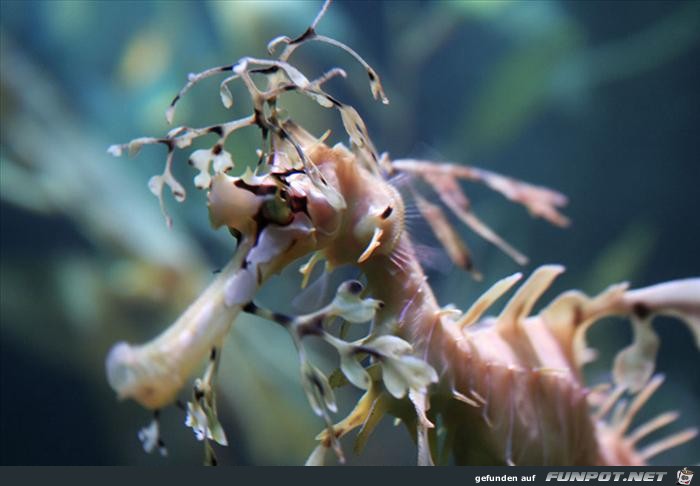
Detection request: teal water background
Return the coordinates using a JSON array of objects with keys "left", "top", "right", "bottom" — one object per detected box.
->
[{"left": 1, "top": 0, "right": 698, "bottom": 465}]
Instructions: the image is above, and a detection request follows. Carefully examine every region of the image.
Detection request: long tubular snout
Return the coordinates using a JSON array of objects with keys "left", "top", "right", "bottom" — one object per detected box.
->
[{"left": 106, "top": 241, "right": 253, "bottom": 409}]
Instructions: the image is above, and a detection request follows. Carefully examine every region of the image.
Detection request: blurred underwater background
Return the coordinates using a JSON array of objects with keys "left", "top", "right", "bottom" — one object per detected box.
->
[{"left": 1, "top": 0, "right": 699, "bottom": 465}]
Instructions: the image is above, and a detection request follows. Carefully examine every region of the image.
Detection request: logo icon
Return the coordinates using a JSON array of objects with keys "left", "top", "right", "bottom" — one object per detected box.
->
[{"left": 678, "top": 468, "right": 694, "bottom": 485}]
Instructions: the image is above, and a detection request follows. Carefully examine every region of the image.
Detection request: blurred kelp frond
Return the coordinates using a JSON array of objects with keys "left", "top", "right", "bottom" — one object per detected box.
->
[
  {"left": 0, "top": 31, "right": 205, "bottom": 327},
  {"left": 458, "top": 1, "right": 700, "bottom": 154},
  {"left": 0, "top": 35, "right": 172, "bottom": 243},
  {"left": 366, "top": 1, "right": 700, "bottom": 158}
]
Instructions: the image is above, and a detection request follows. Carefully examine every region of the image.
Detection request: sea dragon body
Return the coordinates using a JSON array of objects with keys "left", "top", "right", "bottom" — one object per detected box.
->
[{"left": 105, "top": 1, "right": 699, "bottom": 465}]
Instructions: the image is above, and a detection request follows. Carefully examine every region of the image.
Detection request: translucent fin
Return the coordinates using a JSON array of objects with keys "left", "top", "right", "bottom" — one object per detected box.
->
[
  {"left": 292, "top": 267, "right": 331, "bottom": 313},
  {"left": 411, "top": 243, "right": 454, "bottom": 275}
]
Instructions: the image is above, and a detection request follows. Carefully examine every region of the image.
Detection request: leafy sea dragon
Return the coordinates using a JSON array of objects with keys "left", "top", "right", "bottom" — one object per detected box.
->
[{"left": 106, "top": 0, "right": 699, "bottom": 465}]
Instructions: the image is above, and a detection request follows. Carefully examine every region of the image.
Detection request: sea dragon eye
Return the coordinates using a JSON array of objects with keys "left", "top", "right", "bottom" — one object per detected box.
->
[{"left": 260, "top": 189, "right": 294, "bottom": 226}]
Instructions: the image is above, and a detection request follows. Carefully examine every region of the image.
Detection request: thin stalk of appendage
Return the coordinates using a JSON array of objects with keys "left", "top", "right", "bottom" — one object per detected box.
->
[{"left": 106, "top": 239, "right": 252, "bottom": 410}]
